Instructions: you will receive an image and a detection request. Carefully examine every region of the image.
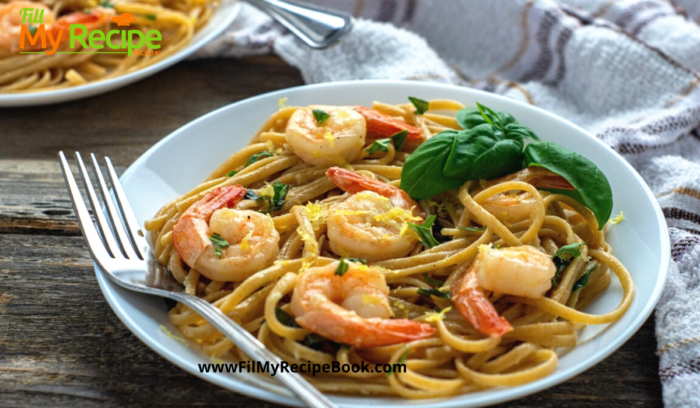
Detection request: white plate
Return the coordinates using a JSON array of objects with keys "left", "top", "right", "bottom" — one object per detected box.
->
[
  {"left": 0, "top": 0, "right": 240, "bottom": 107},
  {"left": 97, "top": 80, "right": 670, "bottom": 408}
]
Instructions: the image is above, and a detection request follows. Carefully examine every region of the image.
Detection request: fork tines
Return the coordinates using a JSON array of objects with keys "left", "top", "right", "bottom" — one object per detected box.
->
[{"left": 58, "top": 151, "right": 148, "bottom": 266}]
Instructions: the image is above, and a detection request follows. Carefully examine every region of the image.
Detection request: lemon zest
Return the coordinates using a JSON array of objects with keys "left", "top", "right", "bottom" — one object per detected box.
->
[
  {"left": 424, "top": 306, "right": 452, "bottom": 323},
  {"left": 324, "top": 131, "right": 335, "bottom": 148},
  {"left": 304, "top": 202, "right": 328, "bottom": 230},
  {"left": 160, "top": 325, "right": 188, "bottom": 346},
  {"left": 240, "top": 229, "right": 254, "bottom": 251},
  {"left": 609, "top": 211, "right": 624, "bottom": 225},
  {"left": 278, "top": 97, "right": 288, "bottom": 109},
  {"left": 375, "top": 207, "right": 422, "bottom": 224}
]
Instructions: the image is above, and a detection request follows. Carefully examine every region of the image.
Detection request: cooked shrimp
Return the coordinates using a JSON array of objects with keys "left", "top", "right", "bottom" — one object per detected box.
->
[
  {"left": 173, "top": 186, "right": 280, "bottom": 282},
  {"left": 452, "top": 245, "right": 556, "bottom": 337},
  {"left": 326, "top": 167, "right": 422, "bottom": 262},
  {"left": 285, "top": 106, "right": 366, "bottom": 167},
  {"left": 481, "top": 167, "right": 575, "bottom": 224},
  {"left": 481, "top": 193, "right": 537, "bottom": 225},
  {"left": 290, "top": 261, "right": 435, "bottom": 347},
  {"left": 0, "top": 2, "right": 113, "bottom": 53},
  {"left": 355, "top": 106, "right": 423, "bottom": 140}
]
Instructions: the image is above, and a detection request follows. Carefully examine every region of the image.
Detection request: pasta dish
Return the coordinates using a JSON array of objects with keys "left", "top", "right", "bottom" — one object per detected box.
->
[
  {"left": 0, "top": 0, "right": 215, "bottom": 92},
  {"left": 144, "top": 97, "right": 634, "bottom": 398}
]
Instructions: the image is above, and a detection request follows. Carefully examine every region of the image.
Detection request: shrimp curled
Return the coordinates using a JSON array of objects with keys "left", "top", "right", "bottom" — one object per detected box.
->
[
  {"left": 326, "top": 167, "right": 422, "bottom": 262},
  {"left": 452, "top": 245, "right": 556, "bottom": 337},
  {"left": 172, "top": 186, "right": 280, "bottom": 282},
  {"left": 290, "top": 261, "right": 435, "bottom": 347}
]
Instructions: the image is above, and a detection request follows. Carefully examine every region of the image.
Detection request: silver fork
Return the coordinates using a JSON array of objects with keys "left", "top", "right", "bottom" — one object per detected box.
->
[{"left": 58, "top": 151, "right": 337, "bottom": 408}]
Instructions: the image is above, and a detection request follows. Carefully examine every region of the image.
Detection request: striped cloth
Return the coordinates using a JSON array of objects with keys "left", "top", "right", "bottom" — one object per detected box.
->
[{"left": 196, "top": 1, "right": 700, "bottom": 405}]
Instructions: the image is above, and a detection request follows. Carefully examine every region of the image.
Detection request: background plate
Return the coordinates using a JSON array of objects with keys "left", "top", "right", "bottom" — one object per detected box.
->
[{"left": 0, "top": 0, "right": 240, "bottom": 107}]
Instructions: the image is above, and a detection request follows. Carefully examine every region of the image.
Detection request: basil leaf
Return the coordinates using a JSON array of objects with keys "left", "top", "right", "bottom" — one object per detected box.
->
[
  {"left": 400, "top": 131, "right": 465, "bottom": 200},
  {"left": 457, "top": 104, "right": 539, "bottom": 142},
  {"left": 100, "top": 0, "right": 115, "bottom": 8},
  {"left": 144, "top": 13, "right": 157, "bottom": 20},
  {"left": 245, "top": 151, "right": 273, "bottom": 167},
  {"left": 312, "top": 109, "right": 330, "bottom": 125},
  {"left": 391, "top": 130, "right": 408, "bottom": 151},
  {"left": 408, "top": 97, "right": 429, "bottom": 114},
  {"left": 443, "top": 124, "right": 525, "bottom": 180},
  {"left": 226, "top": 170, "right": 237, "bottom": 177},
  {"left": 504, "top": 123, "right": 540, "bottom": 142},
  {"left": 366, "top": 139, "right": 391, "bottom": 155},
  {"left": 524, "top": 142, "right": 613, "bottom": 230},
  {"left": 457, "top": 107, "right": 515, "bottom": 130},
  {"left": 573, "top": 262, "right": 599, "bottom": 292},
  {"left": 244, "top": 190, "right": 259, "bottom": 200},
  {"left": 275, "top": 307, "right": 299, "bottom": 328},
  {"left": 28, "top": 25, "right": 39, "bottom": 35},
  {"left": 416, "top": 288, "right": 450, "bottom": 299},
  {"left": 272, "top": 181, "right": 289, "bottom": 211},
  {"left": 209, "top": 233, "right": 230, "bottom": 259},
  {"left": 422, "top": 273, "right": 444, "bottom": 287},
  {"left": 409, "top": 215, "right": 440, "bottom": 248}
]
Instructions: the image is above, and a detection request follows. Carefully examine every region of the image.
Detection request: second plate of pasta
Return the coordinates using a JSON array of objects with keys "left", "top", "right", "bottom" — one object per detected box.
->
[{"left": 97, "top": 80, "right": 669, "bottom": 407}]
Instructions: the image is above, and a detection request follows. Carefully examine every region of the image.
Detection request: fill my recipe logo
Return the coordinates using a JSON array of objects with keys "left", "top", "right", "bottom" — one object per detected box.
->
[{"left": 18, "top": 7, "right": 161, "bottom": 56}]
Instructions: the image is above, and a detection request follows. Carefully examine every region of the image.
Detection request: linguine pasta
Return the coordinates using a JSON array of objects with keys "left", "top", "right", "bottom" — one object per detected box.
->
[{"left": 144, "top": 99, "right": 634, "bottom": 398}]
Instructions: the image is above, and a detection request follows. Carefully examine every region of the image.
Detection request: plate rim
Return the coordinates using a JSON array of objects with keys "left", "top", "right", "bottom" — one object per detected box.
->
[
  {"left": 95, "top": 79, "right": 671, "bottom": 408},
  {"left": 0, "top": 0, "right": 241, "bottom": 107}
]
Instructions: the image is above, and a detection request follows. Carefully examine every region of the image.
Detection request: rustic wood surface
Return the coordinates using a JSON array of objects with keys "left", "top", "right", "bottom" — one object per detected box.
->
[{"left": 0, "top": 56, "right": 663, "bottom": 408}]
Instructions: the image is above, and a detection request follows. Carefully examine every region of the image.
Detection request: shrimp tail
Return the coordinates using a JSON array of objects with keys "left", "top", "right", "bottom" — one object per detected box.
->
[
  {"left": 326, "top": 167, "right": 420, "bottom": 217},
  {"left": 173, "top": 186, "right": 247, "bottom": 268},
  {"left": 181, "top": 186, "right": 247, "bottom": 219},
  {"left": 452, "top": 263, "right": 513, "bottom": 337},
  {"left": 355, "top": 106, "right": 423, "bottom": 140},
  {"left": 296, "top": 310, "right": 434, "bottom": 348}
]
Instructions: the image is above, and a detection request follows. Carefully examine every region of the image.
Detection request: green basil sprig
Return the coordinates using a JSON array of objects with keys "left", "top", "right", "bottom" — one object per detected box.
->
[{"left": 400, "top": 101, "right": 614, "bottom": 229}]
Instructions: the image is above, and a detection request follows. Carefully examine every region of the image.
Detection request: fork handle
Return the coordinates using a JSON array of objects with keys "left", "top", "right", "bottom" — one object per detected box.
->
[
  {"left": 244, "top": 0, "right": 353, "bottom": 49},
  {"left": 173, "top": 293, "right": 337, "bottom": 408}
]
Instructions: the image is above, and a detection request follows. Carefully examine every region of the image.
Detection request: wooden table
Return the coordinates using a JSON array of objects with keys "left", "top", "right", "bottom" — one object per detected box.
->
[{"left": 0, "top": 56, "right": 663, "bottom": 407}]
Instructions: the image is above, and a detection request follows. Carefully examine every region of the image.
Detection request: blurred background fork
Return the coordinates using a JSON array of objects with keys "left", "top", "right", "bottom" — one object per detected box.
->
[
  {"left": 244, "top": 0, "right": 353, "bottom": 49},
  {"left": 57, "top": 151, "right": 338, "bottom": 408}
]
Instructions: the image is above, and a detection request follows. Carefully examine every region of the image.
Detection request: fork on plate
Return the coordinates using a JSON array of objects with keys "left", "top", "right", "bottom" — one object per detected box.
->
[{"left": 58, "top": 151, "right": 337, "bottom": 408}]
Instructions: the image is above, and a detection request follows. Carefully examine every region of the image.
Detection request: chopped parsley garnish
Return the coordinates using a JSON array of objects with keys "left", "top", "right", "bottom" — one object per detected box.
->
[
  {"left": 244, "top": 181, "right": 288, "bottom": 213},
  {"left": 27, "top": 26, "right": 38, "bottom": 35},
  {"left": 408, "top": 97, "right": 429, "bottom": 115},
  {"left": 551, "top": 243, "right": 586, "bottom": 287},
  {"left": 573, "top": 262, "right": 599, "bottom": 292},
  {"left": 416, "top": 288, "right": 450, "bottom": 299},
  {"left": 100, "top": 0, "right": 115, "bottom": 8},
  {"left": 245, "top": 151, "right": 273, "bottom": 167},
  {"left": 226, "top": 170, "right": 237, "bottom": 177},
  {"left": 390, "top": 130, "right": 408, "bottom": 151},
  {"left": 209, "top": 233, "right": 230, "bottom": 258},
  {"left": 275, "top": 307, "right": 299, "bottom": 328},
  {"left": 458, "top": 225, "right": 486, "bottom": 232},
  {"left": 366, "top": 138, "right": 391, "bottom": 155},
  {"left": 144, "top": 13, "right": 157, "bottom": 20},
  {"left": 422, "top": 273, "right": 444, "bottom": 287},
  {"left": 335, "top": 258, "right": 366, "bottom": 276},
  {"left": 312, "top": 109, "right": 330, "bottom": 125},
  {"left": 408, "top": 214, "right": 440, "bottom": 248}
]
